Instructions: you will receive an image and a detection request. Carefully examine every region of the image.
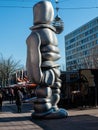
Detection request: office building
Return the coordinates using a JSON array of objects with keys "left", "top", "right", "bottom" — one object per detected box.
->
[{"left": 65, "top": 17, "right": 98, "bottom": 71}]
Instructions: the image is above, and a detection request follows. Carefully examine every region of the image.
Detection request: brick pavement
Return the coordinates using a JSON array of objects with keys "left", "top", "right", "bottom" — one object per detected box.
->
[{"left": 0, "top": 101, "right": 98, "bottom": 130}]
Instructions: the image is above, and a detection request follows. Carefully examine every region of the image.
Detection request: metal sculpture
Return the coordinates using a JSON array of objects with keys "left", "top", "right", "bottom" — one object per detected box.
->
[{"left": 26, "top": 0, "right": 68, "bottom": 119}]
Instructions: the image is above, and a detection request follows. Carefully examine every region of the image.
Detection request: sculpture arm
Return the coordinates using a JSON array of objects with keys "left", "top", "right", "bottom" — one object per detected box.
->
[{"left": 26, "top": 32, "right": 42, "bottom": 84}]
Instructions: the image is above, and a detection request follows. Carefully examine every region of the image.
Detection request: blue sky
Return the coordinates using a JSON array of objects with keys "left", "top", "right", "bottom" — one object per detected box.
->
[{"left": 0, "top": 0, "right": 98, "bottom": 70}]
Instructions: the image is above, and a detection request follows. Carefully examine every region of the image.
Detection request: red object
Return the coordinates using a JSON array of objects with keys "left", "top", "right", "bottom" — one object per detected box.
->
[{"left": 26, "top": 83, "right": 37, "bottom": 88}]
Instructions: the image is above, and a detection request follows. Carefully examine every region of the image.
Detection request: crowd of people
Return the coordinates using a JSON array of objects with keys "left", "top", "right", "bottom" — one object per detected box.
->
[{"left": 0, "top": 86, "right": 36, "bottom": 113}]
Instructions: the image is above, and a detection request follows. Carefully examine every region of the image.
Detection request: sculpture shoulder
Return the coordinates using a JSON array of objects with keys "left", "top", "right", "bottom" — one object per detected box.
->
[{"left": 26, "top": 32, "right": 41, "bottom": 45}]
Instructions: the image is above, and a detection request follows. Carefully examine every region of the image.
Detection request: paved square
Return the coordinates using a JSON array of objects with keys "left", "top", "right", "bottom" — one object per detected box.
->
[{"left": 0, "top": 101, "right": 98, "bottom": 130}]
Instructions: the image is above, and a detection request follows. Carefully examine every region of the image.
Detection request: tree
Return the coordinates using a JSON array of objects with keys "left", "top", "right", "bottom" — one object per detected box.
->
[
  {"left": 84, "top": 45, "right": 98, "bottom": 69},
  {"left": 0, "top": 54, "right": 23, "bottom": 87}
]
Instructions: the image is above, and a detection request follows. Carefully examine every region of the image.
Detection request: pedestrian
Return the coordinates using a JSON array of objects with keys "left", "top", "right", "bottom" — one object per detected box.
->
[
  {"left": 9, "top": 88, "right": 14, "bottom": 104},
  {"left": 0, "top": 91, "right": 3, "bottom": 111},
  {"left": 15, "top": 88, "right": 23, "bottom": 113}
]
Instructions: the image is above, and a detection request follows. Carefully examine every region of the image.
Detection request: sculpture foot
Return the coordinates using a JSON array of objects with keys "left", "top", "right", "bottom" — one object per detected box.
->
[{"left": 31, "top": 108, "right": 68, "bottom": 119}]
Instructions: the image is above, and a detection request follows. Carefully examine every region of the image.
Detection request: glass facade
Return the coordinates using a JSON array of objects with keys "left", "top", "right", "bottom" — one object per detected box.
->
[{"left": 65, "top": 17, "right": 98, "bottom": 71}]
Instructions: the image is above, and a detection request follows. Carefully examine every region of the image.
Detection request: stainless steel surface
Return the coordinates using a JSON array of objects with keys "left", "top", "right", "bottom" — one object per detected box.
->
[
  {"left": 33, "top": 1, "right": 54, "bottom": 25},
  {"left": 26, "top": 0, "right": 68, "bottom": 119}
]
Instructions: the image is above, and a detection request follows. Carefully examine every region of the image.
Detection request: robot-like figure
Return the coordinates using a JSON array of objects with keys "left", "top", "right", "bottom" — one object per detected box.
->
[{"left": 26, "top": 0, "right": 68, "bottom": 119}]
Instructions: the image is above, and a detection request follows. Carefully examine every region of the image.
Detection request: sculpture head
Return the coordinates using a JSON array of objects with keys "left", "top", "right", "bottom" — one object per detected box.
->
[{"left": 33, "top": 1, "right": 54, "bottom": 25}]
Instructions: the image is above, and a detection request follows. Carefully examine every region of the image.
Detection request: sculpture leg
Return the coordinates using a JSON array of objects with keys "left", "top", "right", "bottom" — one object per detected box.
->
[
  {"left": 31, "top": 68, "right": 68, "bottom": 119},
  {"left": 49, "top": 87, "right": 68, "bottom": 119},
  {"left": 32, "top": 86, "right": 68, "bottom": 119},
  {"left": 51, "top": 87, "right": 60, "bottom": 110},
  {"left": 31, "top": 86, "right": 53, "bottom": 119}
]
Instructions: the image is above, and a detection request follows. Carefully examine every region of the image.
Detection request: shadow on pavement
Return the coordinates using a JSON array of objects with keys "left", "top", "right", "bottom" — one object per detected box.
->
[
  {"left": 2, "top": 102, "right": 33, "bottom": 113},
  {"left": 0, "top": 115, "right": 30, "bottom": 122},
  {"left": 32, "top": 115, "right": 98, "bottom": 130}
]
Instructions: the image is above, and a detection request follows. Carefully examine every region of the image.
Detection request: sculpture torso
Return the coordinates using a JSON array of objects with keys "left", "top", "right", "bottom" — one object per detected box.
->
[{"left": 33, "top": 28, "right": 58, "bottom": 46}]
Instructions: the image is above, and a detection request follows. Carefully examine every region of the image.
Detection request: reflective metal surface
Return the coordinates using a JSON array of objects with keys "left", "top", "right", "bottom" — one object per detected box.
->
[{"left": 26, "top": 0, "right": 68, "bottom": 119}]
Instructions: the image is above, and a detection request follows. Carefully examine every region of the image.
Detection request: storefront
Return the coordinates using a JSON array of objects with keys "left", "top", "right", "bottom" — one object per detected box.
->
[{"left": 59, "top": 69, "right": 98, "bottom": 108}]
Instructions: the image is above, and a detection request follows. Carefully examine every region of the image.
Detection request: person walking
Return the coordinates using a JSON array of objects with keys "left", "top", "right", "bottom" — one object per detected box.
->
[
  {"left": 0, "top": 91, "right": 3, "bottom": 111},
  {"left": 9, "top": 88, "right": 14, "bottom": 104},
  {"left": 15, "top": 89, "right": 23, "bottom": 113}
]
